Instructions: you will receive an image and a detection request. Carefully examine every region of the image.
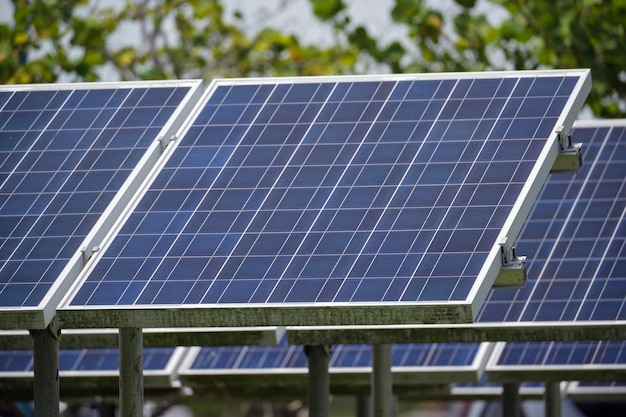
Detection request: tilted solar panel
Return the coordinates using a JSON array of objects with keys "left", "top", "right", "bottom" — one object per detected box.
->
[
  {"left": 177, "top": 337, "right": 492, "bottom": 396},
  {"left": 59, "top": 70, "right": 590, "bottom": 328},
  {"left": 0, "top": 347, "right": 185, "bottom": 397},
  {"left": 487, "top": 340, "right": 626, "bottom": 382},
  {"left": 0, "top": 81, "right": 202, "bottom": 329}
]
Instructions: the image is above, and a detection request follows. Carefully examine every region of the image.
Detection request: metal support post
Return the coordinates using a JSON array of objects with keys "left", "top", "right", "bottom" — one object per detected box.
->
[
  {"left": 31, "top": 318, "right": 61, "bottom": 417},
  {"left": 356, "top": 395, "right": 372, "bottom": 417},
  {"left": 371, "top": 344, "right": 393, "bottom": 417},
  {"left": 545, "top": 381, "right": 562, "bottom": 417},
  {"left": 502, "top": 383, "right": 521, "bottom": 417},
  {"left": 305, "top": 345, "right": 330, "bottom": 417},
  {"left": 119, "top": 328, "right": 144, "bottom": 417}
]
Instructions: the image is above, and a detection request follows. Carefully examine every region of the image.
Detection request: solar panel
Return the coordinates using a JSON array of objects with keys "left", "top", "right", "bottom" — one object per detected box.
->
[
  {"left": 288, "top": 119, "right": 626, "bottom": 344},
  {"left": 0, "top": 347, "right": 185, "bottom": 397},
  {"left": 0, "top": 347, "right": 179, "bottom": 372},
  {"left": 487, "top": 340, "right": 626, "bottom": 382},
  {"left": 0, "top": 81, "right": 203, "bottom": 329},
  {"left": 177, "top": 337, "right": 493, "bottom": 396},
  {"left": 58, "top": 70, "right": 591, "bottom": 329}
]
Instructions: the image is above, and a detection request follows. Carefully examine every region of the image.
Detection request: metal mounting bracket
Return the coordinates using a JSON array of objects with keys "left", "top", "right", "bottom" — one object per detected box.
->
[
  {"left": 81, "top": 245, "right": 100, "bottom": 264},
  {"left": 551, "top": 126, "right": 583, "bottom": 173},
  {"left": 159, "top": 134, "right": 178, "bottom": 151},
  {"left": 494, "top": 237, "right": 527, "bottom": 289}
]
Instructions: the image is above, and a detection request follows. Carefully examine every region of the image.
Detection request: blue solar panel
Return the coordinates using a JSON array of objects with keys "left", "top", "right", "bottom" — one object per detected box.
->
[
  {"left": 0, "top": 347, "right": 176, "bottom": 372},
  {"left": 495, "top": 340, "right": 626, "bottom": 368},
  {"left": 478, "top": 121, "right": 626, "bottom": 324},
  {"left": 188, "top": 340, "right": 480, "bottom": 371},
  {"left": 0, "top": 81, "right": 200, "bottom": 322},
  {"left": 61, "top": 71, "right": 590, "bottom": 327}
]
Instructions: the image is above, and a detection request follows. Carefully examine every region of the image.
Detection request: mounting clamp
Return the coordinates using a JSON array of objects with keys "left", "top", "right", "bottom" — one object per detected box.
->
[
  {"left": 550, "top": 125, "right": 583, "bottom": 173},
  {"left": 81, "top": 245, "right": 100, "bottom": 264},
  {"left": 494, "top": 237, "right": 527, "bottom": 289},
  {"left": 159, "top": 134, "right": 178, "bottom": 151}
]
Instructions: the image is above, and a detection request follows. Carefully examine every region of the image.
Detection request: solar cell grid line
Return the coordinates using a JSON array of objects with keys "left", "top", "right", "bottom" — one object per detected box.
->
[
  {"left": 287, "top": 118, "right": 626, "bottom": 346},
  {"left": 58, "top": 70, "right": 591, "bottom": 329},
  {"left": 0, "top": 347, "right": 186, "bottom": 397},
  {"left": 177, "top": 339, "right": 493, "bottom": 396},
  {"left": 486, "top": 340, "right": 626, "bottom": 382},
  {"left": 0, "top": 80, "right": 203, "bottom": 330}
]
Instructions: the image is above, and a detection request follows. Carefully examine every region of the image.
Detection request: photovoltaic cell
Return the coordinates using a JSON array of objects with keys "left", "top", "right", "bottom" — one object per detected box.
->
[
  {"left": 0, "top": 81, "right": 199, "bottom": 322},
  {"left": 61, "top": 71, "right": 589, "bottom": 327},
  {"left": 477, "top": 121, "right": 626, "bottom": 325}
]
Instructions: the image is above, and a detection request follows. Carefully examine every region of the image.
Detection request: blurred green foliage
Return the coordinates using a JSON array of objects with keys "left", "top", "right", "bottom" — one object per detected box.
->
[
  {"left": 1, "top": 0, "right": 624, "bottom": 116},
  {"left": 316, "top": 0, "right": 626, "bottom": 116},
  {"left": 385, "top": 0, "right": 626, "bottom": 117},
  {"left": 0, "top": 0, "right": 361, "bottom": 84}
]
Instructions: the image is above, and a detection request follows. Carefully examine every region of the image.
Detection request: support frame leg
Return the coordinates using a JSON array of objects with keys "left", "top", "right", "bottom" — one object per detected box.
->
[
  {"left": 371, "top": 344, "right": 393, "bottom": 417},
  {"left": 119, "top": 327, "right": 144, "bottom": 417},
  {"left": 305, "top": 345, "right": 330, "bottom": 417},
  {"left": 31, "top": 318, "right": 61, "bottom": 417}
]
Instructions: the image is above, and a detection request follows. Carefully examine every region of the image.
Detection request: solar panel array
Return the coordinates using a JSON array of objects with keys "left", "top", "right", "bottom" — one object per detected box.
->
[
  {"left": 58, "top": 70, "right": 590, "bottom": 328},
  {"left": 0, "top": 81, "right": 201, "bottom": 329}
]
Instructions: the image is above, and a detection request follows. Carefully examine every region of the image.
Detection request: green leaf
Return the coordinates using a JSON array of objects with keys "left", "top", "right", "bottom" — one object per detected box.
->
[
  {"left": 311, "top": 0, "right": 346, "bottom": 21},
  {"left": 454, "top": 0, "right": 476, "bottom": 7}
]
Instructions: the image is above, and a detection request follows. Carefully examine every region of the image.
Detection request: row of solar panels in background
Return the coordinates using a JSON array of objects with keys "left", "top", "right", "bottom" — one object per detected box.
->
[{"left": 0, "top": 342, "right": 624, "bottom": 401}]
